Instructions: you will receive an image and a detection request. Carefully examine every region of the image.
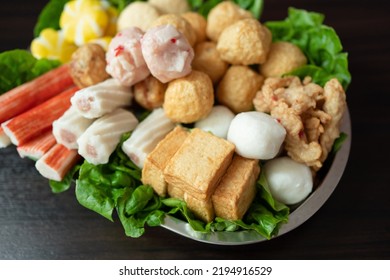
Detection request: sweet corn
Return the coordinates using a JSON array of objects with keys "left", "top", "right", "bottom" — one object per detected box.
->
[
  {"left": 31, "top": 28, "right": 77, "bottom": 63},
  {"left": 60, "top": 0, "right": 109, "bottom": 46},
  {"left": 104, "top": 5, "right": 118, "bottom": 37},
  {"left": 88, "top": 36, "right": 112, "bottom": 51}
]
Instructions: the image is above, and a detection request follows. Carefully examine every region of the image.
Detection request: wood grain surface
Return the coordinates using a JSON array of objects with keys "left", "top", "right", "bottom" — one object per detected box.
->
[{"left": 0, "top": 0, "right": 389, "bottom": 259}]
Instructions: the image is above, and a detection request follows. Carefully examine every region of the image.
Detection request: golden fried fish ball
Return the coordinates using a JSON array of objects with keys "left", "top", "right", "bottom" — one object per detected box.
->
[
  {"left": 260, "top": 42, "right": 308, "bottom": 77},
  {"left": 181, "top": 12, "right": 207, "bottom": 44},
  {"left": 192, "top": 41, "right": 228, "bottom": 84},
  {"left": 134, "top": 75, "right": 167, "bottom": 110},
  {"left": 149, "top": 14, "right": 197, "bottom": 46},
  {"left": 217, "top": 65, "right": 264, "bottom": 113},
  {"left": 217, "top": 18, "right": 272, "bottom": 65},
  {"left": 163, "top": 70, "right": 214, "bottom": 123},
  {"left": 149, "top": 0, "right": 190, "bottom": 15},
  {"left": 206, "top": 1, "right": 252, "bottom": 42}
]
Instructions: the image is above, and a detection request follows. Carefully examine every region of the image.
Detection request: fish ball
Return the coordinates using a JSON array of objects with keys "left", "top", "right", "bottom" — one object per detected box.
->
[
  {"left": 227, "top": 111, "right": 286, "bottom": 159},
  {"left": 264, "top": 156, "right": 313, "bottom": 205},
  {"left": 195, "top": 105, "right": 235, "bottom": 139}
]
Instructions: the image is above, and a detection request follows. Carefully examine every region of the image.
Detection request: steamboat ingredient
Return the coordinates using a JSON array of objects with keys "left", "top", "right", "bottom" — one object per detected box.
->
[
  {"left": 206, "top": 1, "right": 253, "bottom": 42},
  {"left": 70, "top": 43, "right": 110, "bottom": 88},
  {"left": 217, "top": 65, "right": 264, "bottom": 113},
  {"left": 52, "top": 106, "right": 95, "bottom": 149},
  {"left": 2, "top": 86, "right": 78, "bottom": 146},
  {"left": 148, "top": 0, "right": 190, "bottom": 15},
  {"left": 149, "top": 14, "right": 196, "bottom": 47},
  {"left": 70, "top": 78, "right": 133, "bottom": 119},
  {"left": 264, "top": 156, "right": 313, "bottom": 205},
  {"left": 36, "top": 143, "right": 81, "bottom": 181},
  {"left": 17, "top": 130, "right": 56, "bottom": 160},
  {"left": 106, "top": 27, "right": 150, "bottom": 86},
  {"left": 122, "top": 108, "right": 175, "bottom": 168},
  {"left": 227, "top": 111, "right": 286, "bottom": 160},
  {"left": 212, "top": 155, "right": 260, "bottom": 220},
  {"left": 260, "top": 41, "right": 307, "bottom": 78},
  {"left": 0, "top": 64, "right": 74, "bottom": 124},
  {"left": 180, "top": 12, "right": 207, "bottom": 45},
  {"left": 31, "top": 28, "right": 77, "bottom": 63},
  {"left": 142, "top": 126, "right": 189, "bottom": 197},
  {"left": 133, "top": 75, "right": 166, "bottom": 110},
  {"left": 217, "top": 18, "right": 272, "bottom": 65},
  {"left": 141, "top": 24, "right": 194, "bottom": 83},
  {"left": 163, "top": 70, "right": 213, "bottom": 123},
  {"left": 78, "top": 108, "right": 139, "bottom": 165},
  {"left": 194, "top": 105, "right": 235, "bottom": 139},
  {"left": 192, "top": 41, "right": 228, "bottom": 84},
  {"left": 117, "top": 1, "right": 160, "bottom": 32}
]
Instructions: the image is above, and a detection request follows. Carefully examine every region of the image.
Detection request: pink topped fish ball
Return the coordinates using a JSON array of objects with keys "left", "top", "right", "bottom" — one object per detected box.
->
[
  {"left": 141, "top": 24, "right": 194, "bottom": 83},
  {"left": 106, "top": 27, "right": 150, "bottom": 86}
]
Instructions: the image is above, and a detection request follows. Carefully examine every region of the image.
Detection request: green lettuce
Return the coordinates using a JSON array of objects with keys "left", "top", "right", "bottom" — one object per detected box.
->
[
  {"left": 33, "top": 0, "right": 70, "bottom": 37},
  {"left": 265, "top": 7, "right": 351, "bottom": 90}
]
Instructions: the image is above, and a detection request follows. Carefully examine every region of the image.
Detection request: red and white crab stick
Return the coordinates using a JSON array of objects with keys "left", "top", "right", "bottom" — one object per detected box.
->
[{"left": 16, "top": 130, "right": 56, "bottom": 160}]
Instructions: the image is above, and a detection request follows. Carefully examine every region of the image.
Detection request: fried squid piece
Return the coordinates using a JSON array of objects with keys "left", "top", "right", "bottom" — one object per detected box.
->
[
  {"left": 271, "top": 102, "right": 323, "bottom": 169},
  {"left": 319, "top": 79, "right": 347, "bottom": 162}
]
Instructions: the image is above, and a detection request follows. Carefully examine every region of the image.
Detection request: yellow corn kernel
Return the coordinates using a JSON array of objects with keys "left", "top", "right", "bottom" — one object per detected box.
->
[
  {"left": 88, "top": 36, "right": 112, "bottom": 51},
  {"left": 31, "top": 28, "right": 77, "bottom": 63},
  {"left": 60, "top": 0, "right": 109, "bottom": 46},
  {"left": 104, "top": 5, "right": 118, "bottom": 37}
]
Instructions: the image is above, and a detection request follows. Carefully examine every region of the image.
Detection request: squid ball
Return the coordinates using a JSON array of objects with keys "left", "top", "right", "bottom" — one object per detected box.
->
[
  {"left": 264, "top": 156, "right": 313, "bottom": 205},
  {"left": 227, "top": 111, "right": 286, "bottom": 160}
]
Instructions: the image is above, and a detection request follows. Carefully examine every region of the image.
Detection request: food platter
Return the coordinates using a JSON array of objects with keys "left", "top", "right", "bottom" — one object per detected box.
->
[{"left": 161, "top": 108, "right": 351, "bottom": 245}]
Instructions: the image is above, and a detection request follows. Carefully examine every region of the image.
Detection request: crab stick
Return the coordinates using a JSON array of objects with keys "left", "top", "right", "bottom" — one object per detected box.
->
[
  {"left": 35, "top": 143, "right": 81, "bottom": 181},
  {"left": 0, "top": 126, "right": 11, "bottom": 148},
  {"left": 17, "top": 130, "right": 56, "bottom": 160},
  {"left": 0, "top": 64, "right": 74, "bottom": 124},
  {"left": 2, "top": 86, "right": 78, "bottom": 146},
  {"left": 122, "top": 108, "right": 175, "bottom": 168},
  {"left": 52, "top": 106, "right": 95, "bottom": 150},
  {"left": 77, "top": 108, "right": 139, "bottom": 165},
  {"left": 70, "top": 78, "right": 133, "bottom": 119}
]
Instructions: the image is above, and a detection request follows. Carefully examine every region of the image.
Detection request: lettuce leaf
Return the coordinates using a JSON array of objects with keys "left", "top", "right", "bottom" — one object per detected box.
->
[
  {"left": 265, "top": 7, "right": 351, "bottom": 90},
  {"left": 0, "top": 49, "right": 60, "bottom": 94}
]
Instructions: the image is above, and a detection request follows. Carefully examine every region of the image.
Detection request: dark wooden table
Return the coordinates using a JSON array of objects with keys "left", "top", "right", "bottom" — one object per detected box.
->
[{"left": 1, "top": 0, "right": 389, "bottom": 260}]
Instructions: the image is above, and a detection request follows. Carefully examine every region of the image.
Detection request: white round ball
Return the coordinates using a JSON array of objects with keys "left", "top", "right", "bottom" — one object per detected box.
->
[
  {"left": 227, "top": 111, "right": 286, "bottom": 159},
  {"left": 264, "top": 156, "right": 313, "bottom": 205},
  {"left": 194, "top": 105, "right": 235, "bottom": 139}
]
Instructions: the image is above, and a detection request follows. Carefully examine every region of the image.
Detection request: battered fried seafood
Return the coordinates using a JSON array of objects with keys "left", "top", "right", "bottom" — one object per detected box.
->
[{"left": 253, "top": 76, "right": 346, "bottom": 170}]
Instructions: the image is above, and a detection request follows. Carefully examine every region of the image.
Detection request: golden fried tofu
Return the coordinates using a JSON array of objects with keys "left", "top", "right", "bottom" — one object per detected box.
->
[
  {"left": 164, "top": 128, "right": 235, "bottom": 200},
  {"left": 142, "top": 126, "right": 189, "bottom": 197},
  {"left": 212, "top": 155, "right": 260, "bottom": 220},
  {"left": 167, "top": 184, "right": 185, "bottom": 200},
  {"left": 184, "top": 192, "right": 214, "bottom": 223}
]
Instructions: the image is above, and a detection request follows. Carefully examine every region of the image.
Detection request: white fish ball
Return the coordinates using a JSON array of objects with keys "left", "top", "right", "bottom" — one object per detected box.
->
[
  {"left": 227, "top": 111, "right": 286, "bottom": 159},
  {"left": 264, "top": 156, "right": 313, "bottom": 205},
  {"left": 194, "top": 105, "right": 235, "bottom": 139}
]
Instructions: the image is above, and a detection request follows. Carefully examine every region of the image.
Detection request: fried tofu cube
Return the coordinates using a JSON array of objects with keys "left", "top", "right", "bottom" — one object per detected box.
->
[
  {"left": 142, "top": 126, "right": 189, "bottom": 196},
  {"left": 167, "top": 184, "right": 185, "bottom": 200},
  {"left": 164, "top": 128, "right": 235, "bottom": 200},
  {"left": 212, "top": 155, "right": 260, "bottom": 220},
  {"left": 184, "top": 192, "right": 214, "bottom": 223}
]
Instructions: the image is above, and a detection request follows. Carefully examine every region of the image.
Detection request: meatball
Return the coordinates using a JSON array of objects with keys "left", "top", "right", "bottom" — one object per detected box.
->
[
  {"left": 227, "top": 111, "right": 286, "bottom": 160},
  {"left": 217, "top": 18, "right": 272, "bottom": 65},
  {"left": 70, "top": 43, "right": 110, "bottom": 88},
  {"left": 148, "top": 0, "right": 190, "bottom": 15},
  {"left": 194, "top": 105, "right": 235, "bottom": 139},
  {"left": 141, "top": 24, "right": 194, "bottom": 83},
  {"left": 149, "top": 14, "right": 197, "bottom": 46},
  {"left": 206, "top": 1, "right": 252, "bottom": 42},
  {"left": 117, "top": 2, "right": 160, "bottom": 32},
  {"left": 217, "top": 65, "right": 264, "bottom": 113},
  {"left": 192, "top": 41, "right": 228, "bottom": 84},
  {"left": 134, "top": 75, "right": 167, "bottom": 110},
  {"left": 105, "top": 27, "right": 150, "bottom": 87},
  {"left": 181, "top": 12, "right": 207, "bottom": 44},
  {"left": 163, "top": 70, "right": 214, "bottom": 123},
  {"left": 260, "top": 41, "right": 308, "bottom": 77},
  {"left": 264, "top": 156, "right": 313, "bottom": 205}
]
